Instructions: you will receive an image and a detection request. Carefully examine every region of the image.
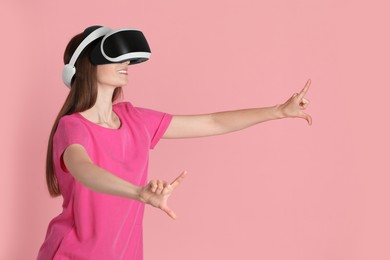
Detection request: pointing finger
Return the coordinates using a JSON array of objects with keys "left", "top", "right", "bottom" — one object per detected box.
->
[
  {"left": 162, "top": 184, "right": 173, "bottom": 195},
  {"left": 298, "top": 79, "right": 311, "bottom": 99},
  {"left": 170, "top": 170, "right": 188, "bottom": 189}
]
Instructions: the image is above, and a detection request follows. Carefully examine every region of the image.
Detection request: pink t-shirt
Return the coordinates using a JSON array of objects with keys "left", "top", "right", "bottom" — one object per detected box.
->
[{"left": 37, "top": 101, "right": 173, "bottom": 260}]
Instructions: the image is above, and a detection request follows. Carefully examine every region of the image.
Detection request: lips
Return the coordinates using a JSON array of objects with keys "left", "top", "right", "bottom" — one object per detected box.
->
[{"left": 117, "top": 68, "right": 128, "bottom": 74}]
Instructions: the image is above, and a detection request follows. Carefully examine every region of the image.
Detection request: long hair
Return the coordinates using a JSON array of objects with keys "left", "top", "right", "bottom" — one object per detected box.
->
[{"left": 46, "top": 32, "right": 123, "bottom": 197}]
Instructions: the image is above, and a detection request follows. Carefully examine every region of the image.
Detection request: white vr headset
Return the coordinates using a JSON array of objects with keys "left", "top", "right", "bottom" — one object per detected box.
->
[{"left": 62, "top": 25, "right": 151, "bottom": 88}]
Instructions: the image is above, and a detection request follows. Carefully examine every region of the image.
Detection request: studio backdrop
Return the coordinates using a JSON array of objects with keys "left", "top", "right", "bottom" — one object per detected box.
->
[{"left": 1, "top": 0, "right": 389, "bottom": 259}]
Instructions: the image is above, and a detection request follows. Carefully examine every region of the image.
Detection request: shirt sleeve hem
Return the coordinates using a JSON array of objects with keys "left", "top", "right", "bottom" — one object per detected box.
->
[{"left": 150, "top": 113, "right": 173, "bottom": 150}]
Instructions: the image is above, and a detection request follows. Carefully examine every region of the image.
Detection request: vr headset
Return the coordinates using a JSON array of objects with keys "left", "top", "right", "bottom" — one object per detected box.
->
[{"left": 62, "top": 26, "right": 151, "bottom": 88}]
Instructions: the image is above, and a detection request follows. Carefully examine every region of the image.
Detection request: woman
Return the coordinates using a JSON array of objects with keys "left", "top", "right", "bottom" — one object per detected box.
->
[{"left": 37, "top": 26, "right": 312, "bottom": 259}]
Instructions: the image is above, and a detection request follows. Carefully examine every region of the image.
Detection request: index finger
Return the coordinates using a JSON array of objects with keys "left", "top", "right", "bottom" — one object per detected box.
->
[
  {"left": 170, "top": 170, "right": 188, "bottom": 189},
  {"left": 298, "top": 79, "right": 311, "bottom": 99}
]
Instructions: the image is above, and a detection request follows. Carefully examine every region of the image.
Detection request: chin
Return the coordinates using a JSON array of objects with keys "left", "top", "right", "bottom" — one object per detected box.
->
[{"left": 113, "top": 79, "right": 128, "bottom": 87}]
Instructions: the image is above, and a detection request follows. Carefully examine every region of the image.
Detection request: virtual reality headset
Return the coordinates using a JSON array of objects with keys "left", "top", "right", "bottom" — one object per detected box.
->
[{"left": 62, "top": 26, "right": 151, "bottom": 88}]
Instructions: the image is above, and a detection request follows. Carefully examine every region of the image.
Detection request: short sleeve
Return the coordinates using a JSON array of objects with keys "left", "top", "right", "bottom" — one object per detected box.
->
[
  {"left": 133, "top": 106, "right": 173, "bottom": 149},
  {"left": 53, "top": 115, "right": 90, "bottom": 163}
]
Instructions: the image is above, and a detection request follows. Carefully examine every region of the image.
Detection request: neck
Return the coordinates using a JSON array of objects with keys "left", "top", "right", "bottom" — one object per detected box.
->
[{"left": 82, "top": 86, "right": 117, "bottom": 123}]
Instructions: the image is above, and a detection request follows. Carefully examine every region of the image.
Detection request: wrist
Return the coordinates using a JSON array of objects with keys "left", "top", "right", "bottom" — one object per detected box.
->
[
  {"left": 273, "top": 104, "right": 286, "bottom": 119},
  {"left": 135, "top": 186, "right": 147, "bottom": 203}
]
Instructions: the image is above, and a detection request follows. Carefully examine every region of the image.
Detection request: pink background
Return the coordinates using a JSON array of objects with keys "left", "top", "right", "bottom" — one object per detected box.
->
[{"left": 1, "top": 0, "right": 389, "bottom": 259}]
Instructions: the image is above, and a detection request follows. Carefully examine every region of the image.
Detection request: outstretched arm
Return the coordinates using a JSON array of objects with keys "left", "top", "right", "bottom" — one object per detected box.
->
[
  {"left": 63, "top": 144, "right": 187, "bottom": 219},
  {"left": 163, "top": 79, "right": 312, "bottom": 139}
]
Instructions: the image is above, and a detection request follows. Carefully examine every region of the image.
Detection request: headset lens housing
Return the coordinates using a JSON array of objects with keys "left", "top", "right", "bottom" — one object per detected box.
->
[{"left": 91, "top": 28, "right": 151, "bottom": 65}]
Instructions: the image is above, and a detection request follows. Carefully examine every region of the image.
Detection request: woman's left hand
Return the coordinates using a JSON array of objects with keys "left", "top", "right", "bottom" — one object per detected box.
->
[{"left": 277, "top": 79, "right": 313, "bottom": 125}]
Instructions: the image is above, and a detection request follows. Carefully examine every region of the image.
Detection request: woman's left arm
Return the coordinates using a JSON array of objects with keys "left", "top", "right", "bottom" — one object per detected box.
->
[{"left": 162, "top": 79, "right": 312, "bottom": 139}]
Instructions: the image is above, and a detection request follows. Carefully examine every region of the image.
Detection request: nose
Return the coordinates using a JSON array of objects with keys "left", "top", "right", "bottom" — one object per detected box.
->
[{"left": 122, "top": 60, "right": 130, "bottom": 65}]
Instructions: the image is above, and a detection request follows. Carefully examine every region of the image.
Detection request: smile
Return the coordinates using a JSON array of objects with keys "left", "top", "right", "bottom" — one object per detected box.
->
[{"left": 118, "top": 70, "right": 128, "bottom": 74}]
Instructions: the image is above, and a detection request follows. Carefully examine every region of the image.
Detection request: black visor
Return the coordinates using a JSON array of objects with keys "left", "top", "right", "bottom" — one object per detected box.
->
[{"left": 90, "top": 28, "right": 151, "bottom": 65}]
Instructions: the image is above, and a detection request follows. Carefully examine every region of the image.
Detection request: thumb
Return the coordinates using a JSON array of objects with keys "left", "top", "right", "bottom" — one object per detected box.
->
[
  {"left": 162, "top": 204, "right": 177, "bottom": 220},
  {"left": 301, "top": 113, "right": 312, "bottom": 125}
]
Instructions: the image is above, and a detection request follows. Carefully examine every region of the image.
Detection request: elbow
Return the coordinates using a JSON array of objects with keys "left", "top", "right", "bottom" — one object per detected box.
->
[{"left": 68, "top": 161, "right": 95, "bottom": 185}]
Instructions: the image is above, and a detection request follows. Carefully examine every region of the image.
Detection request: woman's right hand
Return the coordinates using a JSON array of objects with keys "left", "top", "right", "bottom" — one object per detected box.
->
[{"left": 138, "top": 171, "right": 188, "bottom": 219}]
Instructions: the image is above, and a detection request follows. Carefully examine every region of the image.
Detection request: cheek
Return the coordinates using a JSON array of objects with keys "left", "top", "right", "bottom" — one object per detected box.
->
[{"left": 96, "top": 67, "right": 113, "bottom": 83}]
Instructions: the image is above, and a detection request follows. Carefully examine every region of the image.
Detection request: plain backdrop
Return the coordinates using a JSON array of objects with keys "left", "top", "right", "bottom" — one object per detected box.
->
[{"left": 1, "top": 0, "right": 389, "bottom": 259}]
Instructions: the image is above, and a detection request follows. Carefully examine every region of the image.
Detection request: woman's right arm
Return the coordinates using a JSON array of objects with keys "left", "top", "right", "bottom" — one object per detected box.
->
[
  {"left": 63, "top": 144, "right": 187, "bottom": 219},
  {"left": 63, "top": 144, "right": 143, "bottom": 201}
]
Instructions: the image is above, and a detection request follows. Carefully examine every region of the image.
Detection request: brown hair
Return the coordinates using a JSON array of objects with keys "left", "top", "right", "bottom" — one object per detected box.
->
[{"left": 46, "top": 32, "right": 123, "bottom": 197}]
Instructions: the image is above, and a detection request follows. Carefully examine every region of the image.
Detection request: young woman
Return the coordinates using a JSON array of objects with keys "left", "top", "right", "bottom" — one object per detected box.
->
[{"left": 37, "top": 26, "right": 312, "bottom": 260}]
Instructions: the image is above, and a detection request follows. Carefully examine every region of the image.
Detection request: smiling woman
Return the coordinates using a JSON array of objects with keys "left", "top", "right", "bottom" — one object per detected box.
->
[
  {"left": 37, "top": 26, "right": 185, "bottom": 260},
  {"left": 37, "top": 25, "right": 312, "bottom": 260}
]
